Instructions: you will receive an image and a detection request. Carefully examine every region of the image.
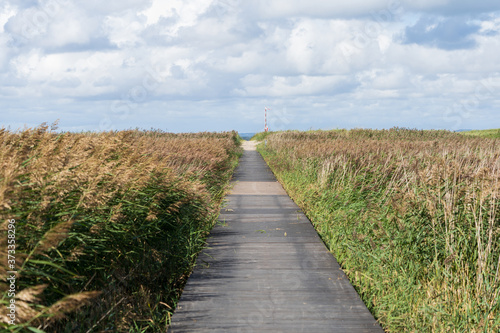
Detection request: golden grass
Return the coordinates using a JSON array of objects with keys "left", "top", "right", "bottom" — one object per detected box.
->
[{"left": 0, "top": 123, "right": 242, "bottom": 332}]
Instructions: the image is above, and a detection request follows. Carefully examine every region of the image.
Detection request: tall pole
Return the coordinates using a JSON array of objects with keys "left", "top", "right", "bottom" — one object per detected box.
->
[{"left": 264, "top": 107, "right": 269, "bottom": 132}]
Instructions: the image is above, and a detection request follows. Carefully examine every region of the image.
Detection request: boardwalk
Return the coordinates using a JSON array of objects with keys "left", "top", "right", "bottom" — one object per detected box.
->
[{"left": 169, "top": 141, "right": 383, "bottom": 332}]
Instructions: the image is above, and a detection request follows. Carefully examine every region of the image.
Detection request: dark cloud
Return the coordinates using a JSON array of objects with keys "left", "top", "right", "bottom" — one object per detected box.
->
[{"left": 402, "top": 17, "right": 481, "bottom": 50}]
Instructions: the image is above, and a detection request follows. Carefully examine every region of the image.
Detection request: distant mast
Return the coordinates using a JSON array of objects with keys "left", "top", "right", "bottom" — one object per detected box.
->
[{"left": 264, "top": 107, "right": 270, "bottom": 132}]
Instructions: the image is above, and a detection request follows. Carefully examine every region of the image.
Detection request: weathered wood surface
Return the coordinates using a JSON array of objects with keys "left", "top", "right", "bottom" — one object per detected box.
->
[{"left": 169, "top": 142, "right": 383, "bottom": 332}]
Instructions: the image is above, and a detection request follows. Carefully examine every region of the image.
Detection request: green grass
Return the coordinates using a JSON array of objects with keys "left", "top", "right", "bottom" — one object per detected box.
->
[
  {"left": 250, "top": 131, "right": 274, "bottom": 141},
  {"left": 461, "top": 128, "right": 500, "bottom": 138},
  {"left": 257, "top": 129, "right": 500, "bottom": 332}
]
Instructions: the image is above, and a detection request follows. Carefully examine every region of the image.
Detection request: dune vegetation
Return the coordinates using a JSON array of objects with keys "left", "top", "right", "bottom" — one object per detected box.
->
[
  {"left": 0, "top": 123, "right": 242, "bottom": 332},
  {"left": 257, "top": 128, "right": 500, "bottom": 332}
]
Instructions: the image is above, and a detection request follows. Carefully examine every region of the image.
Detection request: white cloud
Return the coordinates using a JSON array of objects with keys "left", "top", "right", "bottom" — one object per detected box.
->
[
  {"left": 1, "top": 0, "right": 499, "bottom": 132},
  {"left": 236, "top": 74, "right": 353, "bottom": 97},
  {"left": 0, "top": 2, "right": 16, "bottom": 33},
  {"left": 249, "top": 0, "right": 400, "bottom": 18},
  {"left": 249, "top": 0, "right": 500, "bottom": 18},
  {"left": 76, "top": 0, "right": 152, "bottom": 15},
  {"left": 358, "top": 67, "right": 410, "bottom": 90},
  {"left": 10, "top": 49, "right": 42, "bottom": 78},
  {"left": 140, "top": 0, "right": 212, "bottom": 35},
  {"left": 104, "top": 13, "right": 145, "bottom": 48}
]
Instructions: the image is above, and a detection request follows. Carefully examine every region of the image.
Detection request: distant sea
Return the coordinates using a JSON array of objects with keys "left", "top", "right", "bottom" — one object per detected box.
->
[{"left": 238, "top": 133, "right": 256, "bottom": 140}]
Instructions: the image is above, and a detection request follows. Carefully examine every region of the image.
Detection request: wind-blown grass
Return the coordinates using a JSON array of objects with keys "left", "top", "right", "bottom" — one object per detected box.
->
[
  {"left": 258, "top": 128, "right": 500, "bottom": 332},
  {"left": 0, "top": 123, "right": 242, "bottom": 332}
]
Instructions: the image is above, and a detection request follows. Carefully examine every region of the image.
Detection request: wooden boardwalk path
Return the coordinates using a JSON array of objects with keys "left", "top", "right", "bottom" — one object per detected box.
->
[{"left": 169, "top": 141, "right": 383, "bottom": 332}]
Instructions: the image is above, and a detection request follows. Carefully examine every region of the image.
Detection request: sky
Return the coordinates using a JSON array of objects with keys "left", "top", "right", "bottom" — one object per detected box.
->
[{"left": 0, "top": 0, "right": 499, "bottom": 133}]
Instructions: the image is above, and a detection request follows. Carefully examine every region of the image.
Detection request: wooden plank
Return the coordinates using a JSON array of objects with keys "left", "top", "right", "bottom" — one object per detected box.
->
[{"left": 169, "top": 142, "right": 383, "bottom": 332}]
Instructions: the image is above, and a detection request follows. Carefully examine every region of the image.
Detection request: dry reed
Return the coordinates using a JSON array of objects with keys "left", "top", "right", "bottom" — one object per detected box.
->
[{"left": 0, "top": 123, "right": 241, "bottom": 332}]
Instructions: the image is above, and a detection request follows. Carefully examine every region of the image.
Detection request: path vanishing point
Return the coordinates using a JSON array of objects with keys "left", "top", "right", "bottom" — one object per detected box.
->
[{"left": 169, "top": 141, "right": 384, "bottom": 332}]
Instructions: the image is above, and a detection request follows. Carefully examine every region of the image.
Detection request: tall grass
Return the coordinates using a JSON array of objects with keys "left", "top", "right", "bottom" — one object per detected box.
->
[
  {"left": 0, "top": 123, "right": 242, "bottom": 332},
  {"left": 258, "top": 128, "right": 500, "bottom": 332}
]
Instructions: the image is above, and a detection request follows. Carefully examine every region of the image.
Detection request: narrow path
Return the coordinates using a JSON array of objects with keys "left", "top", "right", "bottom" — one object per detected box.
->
[{"left": 169, "top": 141, "right": 383, "bottom": 332}]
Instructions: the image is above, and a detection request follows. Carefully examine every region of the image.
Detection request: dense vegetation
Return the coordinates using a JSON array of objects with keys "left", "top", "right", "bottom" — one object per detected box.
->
[
  {"left": 0, "top": 123, "right": 242, "bottom": 332},
  {"left": 257, "top": 128, "right": 499, "bottom": 332}
]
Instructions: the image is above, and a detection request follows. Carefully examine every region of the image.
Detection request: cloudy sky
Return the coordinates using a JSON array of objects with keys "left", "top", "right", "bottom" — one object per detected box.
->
[{"left": 1, "top": 0, "right": 499, "bottom": 132}]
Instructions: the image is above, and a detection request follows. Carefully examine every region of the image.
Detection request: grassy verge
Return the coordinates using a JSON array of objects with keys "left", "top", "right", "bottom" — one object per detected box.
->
[
  {"left": 257, "top": 128, "right": 500, "bottom": 332},
  {"left": 250, "top": 131, "right": 274, "bottom": 141},
  {"left": 0, "top": 123, "right": 242, "bottom": 332}
]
